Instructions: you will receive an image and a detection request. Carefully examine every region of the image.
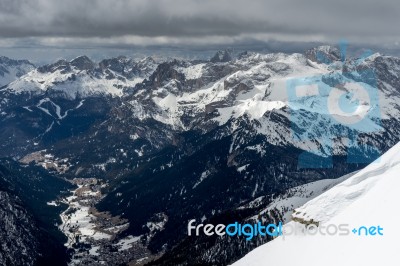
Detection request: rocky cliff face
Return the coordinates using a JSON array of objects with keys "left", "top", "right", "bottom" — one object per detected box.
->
[
  {"left": 0, "top": 160, "right": 72, "bottom": 265},
  {"left": 0, "top": 190, "right": 39, "bottom": 266}
]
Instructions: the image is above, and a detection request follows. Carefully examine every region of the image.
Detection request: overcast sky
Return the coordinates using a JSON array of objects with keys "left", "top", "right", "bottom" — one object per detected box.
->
[{"left": 0, "top": 0, "right": 399, "bottom": 62}]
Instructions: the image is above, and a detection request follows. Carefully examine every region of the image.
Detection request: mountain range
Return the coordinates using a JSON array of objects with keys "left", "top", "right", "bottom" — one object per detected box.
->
[{"left": 0, "top": 45, "right": 399, "bottom": 265}]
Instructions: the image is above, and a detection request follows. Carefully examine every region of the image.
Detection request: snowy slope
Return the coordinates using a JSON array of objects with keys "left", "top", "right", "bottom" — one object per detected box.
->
[
  {"left": 233, "top": 141, "right": 400, "bottom": 266},
  {"left": 146, "top": 53, "right": 327, "bottom": 129},
  {"left": 241, "top": 171, "right": 356, "bottom": 223}
]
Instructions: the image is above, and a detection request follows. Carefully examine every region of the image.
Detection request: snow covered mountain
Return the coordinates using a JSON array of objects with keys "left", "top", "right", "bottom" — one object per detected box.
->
[
  {"left": 0, "top": 55, "right": 159, "bottom": 157},
  {"left": 233, "top": 141, "right": 400, "bottom": 266},
  {"left": 120, "top": 47, "right": 400, "bottom": 159},
  {"left": 104, "top": 47, "right": 400, "bottom": 264},
  {"left": 1, "top": 46, "right": 400, "bottom": 265},
  {"left": 0, "top": 56, "right": 34, "bottom": 87},
  {"left": 6, "top": 56, "right": 157, "bottom": 99}
]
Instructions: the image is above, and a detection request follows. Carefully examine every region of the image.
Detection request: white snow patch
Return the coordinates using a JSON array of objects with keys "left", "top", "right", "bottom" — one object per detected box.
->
[
  {"left": 237, "top": 164, "right": 250, "bottom": 173},
  {"left": 116, "top": 235, "right": 140, "bottom": 251},
  {"left": 175, "top": 63, "right": 205, "bottom": 80},
  {"left": 193, "top": 170, "right": 211, "bottom": 189},
  {"left": 47, "top": 200, "right": 59, "bottom": 206}
]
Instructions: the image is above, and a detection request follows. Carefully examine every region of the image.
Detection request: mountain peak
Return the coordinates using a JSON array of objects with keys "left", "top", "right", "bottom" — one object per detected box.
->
[
  {"left": 70, "top": 55, "right": 95, "bottom": 71},
  {"left": 210, "top": 49, "right": 233, "bottom": 63},
  {"left": 305, "top": 45, "right": 341, "bottom": 63},
  {"left": 0, "top": 55, "right": 33, "bottom": 67},
  {"left": 0, "top": 56, "right": 35, "bottom": 87}
]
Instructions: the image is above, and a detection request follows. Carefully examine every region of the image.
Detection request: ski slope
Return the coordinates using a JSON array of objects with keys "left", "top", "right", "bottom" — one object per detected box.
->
[{"left": 233, "top": 142, "right": 400, "bottom": 266}]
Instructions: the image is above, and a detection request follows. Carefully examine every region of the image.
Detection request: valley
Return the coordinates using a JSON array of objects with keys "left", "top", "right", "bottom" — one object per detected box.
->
[{"left": 58, "top": 178, "right": 155, "bottom": 265}]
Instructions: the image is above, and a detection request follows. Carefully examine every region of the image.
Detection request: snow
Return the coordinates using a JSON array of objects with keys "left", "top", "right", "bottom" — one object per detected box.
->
[
  {"left": 64, "top": 204, "right": 109, "bottom": 241},
  {"left": 175, "top": 63, "right": 205, "bottom": 80},
  {"left": 46, "top": 200, "right": 59, "bottom": 206},
  {"left": 125, "top": 50, "right": 385, "bottom": 140},
  {"left": 116, "top": 235, "right": 140, "bottom": 251},
  {"left": 136, "top": 257, "right": 148, "bottom": 263},
  {"left": 130, "top": 133, "right": 140, "bottom": 140},
  {"left": 193, "top": 170, "right": 211, "bottom": 189},
  {"left": 23, "top": 106, "right": 33, "bottom": 112},
  {"left": 143, "top": 52, "right": 329, "bottom": 130},
  {"left": 245, "top": 144, "right": 266, "bottom": 156},
  {"left": 0, "top": 60, "right": 34, "bottom": 87},
  {"left": 292, "top": 141, "right": 400, "bottom": 224},
  {"left": 295, "top": 84, "right": 319, "bottom": 97},
  {"left": 60, "top": 185, "right": 112, "bottom": 247},
  {"left": 215, "top": 100, "right": 286, "bottom": 125},
  {"left": 43, "top": 121, "right": 54, "bottom": 134},
  {"left": 237, "top": 164, "right": 250, "bottom": 173},
  {"left": 245, "top": 172, "right": 355, "bottom": 223},
  {"left": 233, "top": 142, "right": 400, "bottom": 266},
  {"left": 32, "top": 97, "right": 86, "bottom": 120},
  {"left": 104, "top": 223, "right": 129, "bottom": 234},
  {"left": 82, "top": 190, "right": 99, "bottom": 197},
  {"left": 6, "top": 61, "right": 145, "bottom": 99},
  {"left": 153, "top": 93, "right": 181, "bottom": 127},
  {"left": 36, "top": 98, "right": 54, "bottom": 117},
  {"left": 75, "top": 99, "right": 85, "bottom": 109},
  {"left": 153, "top": 93, "right": 178, "bottom": 112},
  {"left": 89, "top": 246, "right": 100, "bottom": 256},
  {"left": 134, "top": 148, "right": 144, "bottom": 157}
]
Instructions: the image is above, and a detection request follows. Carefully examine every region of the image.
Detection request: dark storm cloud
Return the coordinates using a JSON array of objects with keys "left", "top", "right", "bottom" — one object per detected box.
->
[
  {"left": 0, "top": 0, "right": 399, "bottom": 44},
  {"left": 0, "top": 0, "right": 273, "bottom": 37}
]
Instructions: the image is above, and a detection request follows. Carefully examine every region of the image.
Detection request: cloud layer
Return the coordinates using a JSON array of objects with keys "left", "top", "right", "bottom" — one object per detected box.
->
[{"left": 0, "top": 0, "right": 399, "bottom": 46}]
